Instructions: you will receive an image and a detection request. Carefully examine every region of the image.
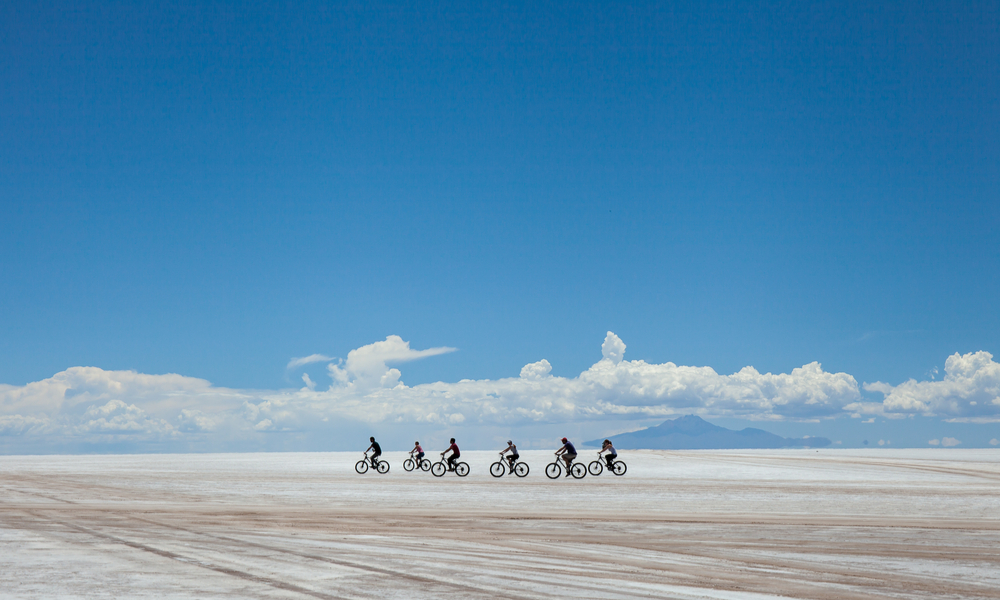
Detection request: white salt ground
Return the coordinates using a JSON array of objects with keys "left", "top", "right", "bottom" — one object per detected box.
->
[{"left": 1, "top": 449, "right": 998, "bottom": 599}]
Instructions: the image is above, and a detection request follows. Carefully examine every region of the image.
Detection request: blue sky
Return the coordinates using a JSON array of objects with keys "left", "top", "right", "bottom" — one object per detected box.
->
[{"left": 2, "top": 0, "right": 998, "bottom": 452}]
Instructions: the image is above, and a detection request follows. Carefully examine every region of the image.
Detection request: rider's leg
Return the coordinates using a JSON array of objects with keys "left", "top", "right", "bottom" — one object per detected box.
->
[
  {"left": 606, "top": 455, "right": 615, "bottom": 469},
  {"left": 563, "top": 454, "right": 575, "bottom": 476},
  {"left": 448, "top": 455, "right": 457, "bottom": 470}
]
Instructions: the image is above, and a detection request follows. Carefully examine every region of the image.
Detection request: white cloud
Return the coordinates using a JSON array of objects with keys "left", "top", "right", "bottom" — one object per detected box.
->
[
  {"left": 326, "top": 335, "right": 456, "bottom": 389},
  {"left": 601, "top": 331, "right": 626, "bottom": 364},
  {"left": 0, "top": 366, "right": 235, "bottom": 417},
  {"left": 943, "top": 416, "right": 1000, "bottom": 423},
  {"left": 301, "top": 373, "right": 316, "bottom": 391},
  {"left": 0, "top": 367, "right": 250, "bottom": 444},
  {"left": 286, "top": 354, "right": 335, "bottom": 370},
  {"left": 0, "top": 332, "right": 875, "bottom": 450},
  {"left": 928, "top": 439, "right": 940, "bottom": 445},
  {"left": 177, "top": 409, "right": 218, "bottom": 433},
  {"left": 864, "top": 351, "right": 1000, "bottom": 418},
  {"left": 75, "top": 400, "right": 175, "bottom": 435},
  {"left": 941, "top": 437, "right": 961, "bottom": 447},
  {"left": 520, "top": 359, "right": 552, "bottom": 380},
  {"left": 0, "top": 415, "right": 54, "bottom": 436},
  {"left": 990, "top": 439, "right": 998, "bottom": 446}
]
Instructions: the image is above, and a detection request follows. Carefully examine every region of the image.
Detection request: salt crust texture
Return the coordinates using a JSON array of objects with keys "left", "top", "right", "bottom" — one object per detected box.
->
[{"left": 2, "top": 449, "right": 999, "bottom": 599}]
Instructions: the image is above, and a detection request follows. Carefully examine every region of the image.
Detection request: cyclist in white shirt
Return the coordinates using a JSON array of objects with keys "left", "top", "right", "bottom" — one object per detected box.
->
[
  {"left": 599, "top": 439, "right": 618, "bottom": 470},
  {"left": 499, "top": 440, "right": 519, "bottom": 473}
]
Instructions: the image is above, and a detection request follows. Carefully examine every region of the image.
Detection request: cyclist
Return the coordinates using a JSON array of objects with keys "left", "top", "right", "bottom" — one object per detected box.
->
[
  {"left": 442, "top": 438, "right": 460, "bottom": 471},
  {"left": 410, "top": 441, "right": 425, "bottom": 465},
  {"left": 555, "top": 437, "right": 577, "bottom": 477},
  {"left": 499, "top": 440, "right": 519, "bottom": 473},
  {"left": 366, "top": 436, "right": 382, "bottom": 468},
  {"left": 599, "top": 439, "right": 618, "bottom": 470}
]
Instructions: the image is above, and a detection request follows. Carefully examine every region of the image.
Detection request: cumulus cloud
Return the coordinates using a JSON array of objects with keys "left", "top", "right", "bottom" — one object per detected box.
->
[
  {"left": 0, "top": 415, "right": 54, "bottom": 436},
  {"left": 520, "top": 359, "right": 552, "bottom": 380},
  {"left": 990, "top": 439, "right": 998, "bottom": 446},
  {"left": 177, "top": 409, "right": 218, "bottom": 433},
  {"left": 864, "top": 351, "right": 1000, "bottom": 418},
  {"left": 326, "top": 336, "right": 456, "bottom": 389},
  {"left": 76, "top": 400, "right": 172, "bottom": 435},
  {"left": 0, "top": 366, "right": 235, "bottom": 417},
  {"left": 1, "top": 332, "right": 866, "bottom": 452},
  {"left": 0, "top": 366, "right": 251, "bottom": 446},
  {"left": 43, "top": 333, "right": 1000, "bottom": 453},
  {"left": 601, "top": 332, "right": 626, "bottom": 364}
]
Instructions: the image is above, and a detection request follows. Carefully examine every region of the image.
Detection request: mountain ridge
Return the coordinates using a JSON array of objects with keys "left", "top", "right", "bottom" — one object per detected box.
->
[{"left": 584, "top": 415, "right": 831, "bottom": 449}]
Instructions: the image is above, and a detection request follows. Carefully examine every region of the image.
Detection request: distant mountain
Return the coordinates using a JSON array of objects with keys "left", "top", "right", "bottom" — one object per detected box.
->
[{"left": 585, "top": 415, "right": 831, "bottom": 449}]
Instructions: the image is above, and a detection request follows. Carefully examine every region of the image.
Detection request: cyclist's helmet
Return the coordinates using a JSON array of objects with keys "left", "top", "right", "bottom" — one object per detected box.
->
[
  {"left": 561, "top": 437, "right": 568, "bottom": 443},
  {"left": 507, "top": 440, "right": 513, "bottom": 445}
]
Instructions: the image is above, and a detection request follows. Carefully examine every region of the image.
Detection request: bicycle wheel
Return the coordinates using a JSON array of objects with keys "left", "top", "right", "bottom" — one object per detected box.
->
[
  {"left": 588, "top": 460, "right": 604, "bottom": 476},
  {"left": 431, "top": 462, "right": 446, "bottom": 477},
  {"left": 490, "top": 461, "right": 505, "bottom": 478},
  {"left": 456, "top": 462, "right": 470, "bottom": 477},
  {"left": 377, "top": 460, "right": 390, "bottom": 474},
  {"left": 612, "top": 461, "right": 627, "bottom": 476},
  {"left": 403, "top": 459, "right": 415, "bottom": 472},
  {"left": 514, "top": 462, "right": 529, "bottom": 477},
  {"left": 545, "top": 462, "right": 562, "bottom": 479},
  {"left": 571, "top": 463, "right": 587, "bottom": 479},
  {"left": 420, "top": 459, "right": 432, "bottom": 471},
  {"left": 355, "top": 460, "right": 369, "bottom": 474}
]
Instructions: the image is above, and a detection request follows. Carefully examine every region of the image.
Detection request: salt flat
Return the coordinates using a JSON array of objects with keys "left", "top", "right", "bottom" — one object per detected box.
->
[{"left": 2, "top": 449, "right": 999, "bottom": 599}]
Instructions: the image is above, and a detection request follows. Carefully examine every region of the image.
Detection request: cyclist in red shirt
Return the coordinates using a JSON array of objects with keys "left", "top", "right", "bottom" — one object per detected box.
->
[
  {"left": 442, "top": 438, "right": 460, "bottom": 471},
  {"left": 410, "top": 441, "right": 425, "bottom": 464}
]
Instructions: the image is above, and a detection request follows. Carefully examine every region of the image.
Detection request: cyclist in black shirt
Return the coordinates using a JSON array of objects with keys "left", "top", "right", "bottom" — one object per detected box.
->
[
  {"left": 555, "top": 437, "right": 577, "bottom": 477},
  {"left": 366, "top": 436, "right": 382, "bottom": 468}
]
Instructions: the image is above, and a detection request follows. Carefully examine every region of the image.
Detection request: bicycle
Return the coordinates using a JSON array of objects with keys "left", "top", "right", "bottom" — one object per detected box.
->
[
  {"left": 587, "top": 452, "right": 627, "bottom": 476},
  {"left": 403, "top": 455, "right": 432, "bottom": 472},
  {"left": 431, "top": 455, "right": 470, "bottom": 477},
  {"left": 490, "top": 453, "right": 529, "bottom": 478},
  {"left": 355, "top": 453, "right": 390, "bottom": 474},
  {"left": 545, "top": 455, "right": 586, "bottom": 479}
]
